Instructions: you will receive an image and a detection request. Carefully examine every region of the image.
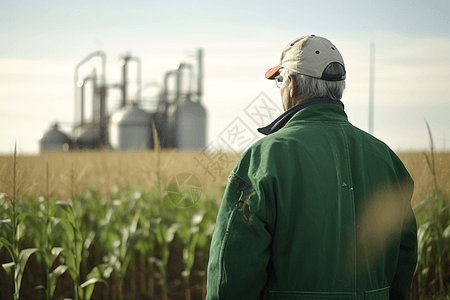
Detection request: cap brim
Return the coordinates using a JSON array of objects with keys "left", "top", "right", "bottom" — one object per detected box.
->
[{"left": 265, "top": 65, "right": 282, "bottom": 79}]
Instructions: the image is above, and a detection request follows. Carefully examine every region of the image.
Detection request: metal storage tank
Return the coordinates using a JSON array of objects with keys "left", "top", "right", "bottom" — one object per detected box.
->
[
  {"left": 176, "top": 96, "right": 206, "bottom": 150},
  {"left": 154, "top": 98, "right": 170, "bottom": 148},
  {"left": 39, "top": 123, "right": 73, "bottom": 153},
  {"left": 109, "top": 102, "right": 153, "bottom": 150},
  {"left": 165, "top": 103, "right": 178, "bottom": 148},
  {"left": 75, "top": 125, "right": 101, "bottom": 150}
]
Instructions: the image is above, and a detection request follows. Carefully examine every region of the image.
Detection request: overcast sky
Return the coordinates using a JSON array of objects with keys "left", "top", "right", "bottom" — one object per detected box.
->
[{"left": 1, "top": 0, "right": 449, "bottom": 154}]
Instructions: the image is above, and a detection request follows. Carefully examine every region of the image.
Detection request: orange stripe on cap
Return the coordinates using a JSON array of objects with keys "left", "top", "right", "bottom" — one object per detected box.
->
[{"left": 265, "top": 65, "right": 282, "bottom": 79}]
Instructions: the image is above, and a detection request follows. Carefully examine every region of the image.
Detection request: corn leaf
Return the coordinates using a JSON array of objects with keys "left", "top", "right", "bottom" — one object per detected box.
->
[
  {"left": 177, "top": 226, "right": 190, "bottom": 245},
  {"left": 127, "top": 229, "right": 145, "bottom": 250},
  {"left": 15, "top": 248, "right": 39, "bottom": 298},
  {"left": 49, "top": 202, "right": 60, "bottom": 219},
  {"left": 130, "top": 210, "right": 140, "bottom": 234},
  {"left": 73, "top": 223, "right": 83, "bottom": 270},
  {"left": 191, "top": 210, "right": 206, "bottom": 227},
  {"left": 443, "top": 224, "right": 450, "bottom": 238},
  {"left": 153, "top": 218, "right": 163, "bottom": 245},
  {"left": 100, "top": 263, "right": 114, "bottom": 279},
  {"left": 52, "top": 215, "right": 82, "bottom": 275},
  {"left": 417, "top": 221, "right": 431, "bottom": 243},
  {"left": 55, "top": 201, "right": 76, "bottom": 226},
  {"left": 80, "top": 278, "right": 105, "bottom": 293},
  {"left": 15, "top": 212, "right": 37, "bottom": 228},
  {"left": 0, "top": 236, "right": 17, "bottom": 263},
  {"left": 183, "top": 232, "right": 199, "bottom": 272},
  {"left": 0, "top": 218, "right": 13, "bottom": 231},
  {"left": 49, "top": 265, "right": 68, "bottom": 299},
  {"left": 181, "top": 269, "right": 190, "bottom": 281},
  {"left": 119, "top": 253, "right": 133, "bottom": 280},
  {"left": 62, "top": 248, "right": 77, "bottom": 282},
  {"left": 196, "top": 234, "right": 209, "bottom": 250},
  {"left": 164, "top": 223, "right": 182, "bottom": 244},
  {"left": 83, "top": 231, "right": 96, "bottom": 255},
  {"left": 50, "top": 217, "right": 74, "bottom": 244},
  {"left": 2, "top": 261, "right": 14, "bottom": 278},
  {"left": 51, "top": 247, "right": 65, "bottom": 265},
  {"left": 80, "top": 265, "right": 107, "bottom": 300},
  {"left": 442, "top": 224, "right": 450, "bottom": 254},
  {"left": 413, "top": 196, "right": 434, "bottom": 213}
]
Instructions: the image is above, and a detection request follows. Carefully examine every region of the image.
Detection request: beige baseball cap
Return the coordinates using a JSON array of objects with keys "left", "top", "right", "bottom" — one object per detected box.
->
[{"left": 265, "top": 35, "right": 346, "bottom": 81}]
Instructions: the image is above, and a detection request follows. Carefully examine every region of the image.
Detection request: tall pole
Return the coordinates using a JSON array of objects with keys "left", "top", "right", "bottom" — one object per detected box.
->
[
  {"left": 197, "top": 48, "right": 203, "bottom": 102},
  {"left": 129, "top": 56, "right": 141, "bottom": 103},
  {"left": 121, "top": 56, "right": 130, "bottom": 108},
  {"left": 369, "top": 42, "right": 375, "bottom": 134}
]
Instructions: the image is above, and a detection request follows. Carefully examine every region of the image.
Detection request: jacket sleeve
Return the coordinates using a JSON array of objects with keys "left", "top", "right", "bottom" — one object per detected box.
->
[
  {"left": 206, "top": 172, "right": 272, "bottom": 300},
  {"left": 390, "top": 177, "right": 418, "bottom": 300}
]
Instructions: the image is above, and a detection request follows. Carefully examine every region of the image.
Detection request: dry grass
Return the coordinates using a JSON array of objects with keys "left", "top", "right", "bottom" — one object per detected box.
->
[
  {"left": 398, "top": 151, "right": 450, "bottom": 206},
  {"left": 0, "top": 150, "right": 448, "bottom": 206},
  {"left": 0, "top": 150, "right": 239, "bottom": 202}
]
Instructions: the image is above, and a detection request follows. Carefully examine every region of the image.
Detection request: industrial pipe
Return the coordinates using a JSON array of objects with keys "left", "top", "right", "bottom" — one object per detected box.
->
[
  {"left": 74, "top": 51, "right": 106, "bottom": 127},
  {"left": 120, "top": 55, "right": 142, "bottom": 107},
  {"left": 121, "top": 56, "right": 129, "bottom": 108},
  {"left": 129, "top": 57, "right": 141, "bottom": 103},
  {"left": 78, "top": 70, "right": 97, "bottom": 125},
  {"left": 197, "top": 48, "right": 203, "bottom": 101},
  {"left": 163, "top": 70, "right": 176, "bottom": 104},
  {"left": 175, "top": 63, "right": 192, "bottom": 104}
]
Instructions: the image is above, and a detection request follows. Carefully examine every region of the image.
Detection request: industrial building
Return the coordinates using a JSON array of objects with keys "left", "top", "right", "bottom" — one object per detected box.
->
[{"left": 39, "top": 49, "right": 207, "bottom": 152}]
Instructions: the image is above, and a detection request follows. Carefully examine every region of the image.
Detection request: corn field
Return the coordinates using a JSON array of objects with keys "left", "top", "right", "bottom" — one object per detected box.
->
[
  {"left": 406, "top": 124, "right": 450, "bottom": 300},
  {"left": 1, "top": 141, "right": 449, "bottom": 299}
]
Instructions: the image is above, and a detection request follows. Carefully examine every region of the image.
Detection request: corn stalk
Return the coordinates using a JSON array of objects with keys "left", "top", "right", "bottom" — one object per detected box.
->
[
  {"left": 0, "top": 143, "right": 39, "bottom": 300},
  {"left": 411, "top": 121, "right": 450, "bottom": 298},
  {"left": 177, "top": 210, "right": 206, "bottom": 300}
]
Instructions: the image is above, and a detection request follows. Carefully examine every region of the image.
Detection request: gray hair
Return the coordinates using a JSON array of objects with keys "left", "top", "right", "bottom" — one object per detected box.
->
[{"left": 284, "top": 63, "right": 346, "bottom": 102}]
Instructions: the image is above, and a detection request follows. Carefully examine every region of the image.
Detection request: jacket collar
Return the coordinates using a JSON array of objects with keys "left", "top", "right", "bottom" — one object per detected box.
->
[{"left": 257, "top": 98, "right": 345, "bottom": 135}]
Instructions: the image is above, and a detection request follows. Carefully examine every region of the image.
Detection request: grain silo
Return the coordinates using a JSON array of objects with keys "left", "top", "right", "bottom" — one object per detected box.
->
[
  {"left": 75, "top": 126, "right": 101, "bottom": 150},
  {"left": 109, "top": 102, "right": 153, "bottom": 150},
  {"left": 39, "top": 123, "right": 73, "bottom": 152},
  {"left": 155, "top": 49, "right": 207, "bottom": 150},
  {"left": 176, "top": 95, "right": 207, "bottom": 150}
]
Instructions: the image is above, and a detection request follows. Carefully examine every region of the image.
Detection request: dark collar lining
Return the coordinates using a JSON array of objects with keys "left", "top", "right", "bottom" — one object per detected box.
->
[{"left": 257, "top": 98, "right": 344, "bottom": 136}]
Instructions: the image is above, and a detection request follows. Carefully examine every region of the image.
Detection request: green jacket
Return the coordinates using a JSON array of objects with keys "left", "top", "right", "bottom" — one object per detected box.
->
[{"left": 206, "top": 99, "right": 417, "bottom": 300}]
